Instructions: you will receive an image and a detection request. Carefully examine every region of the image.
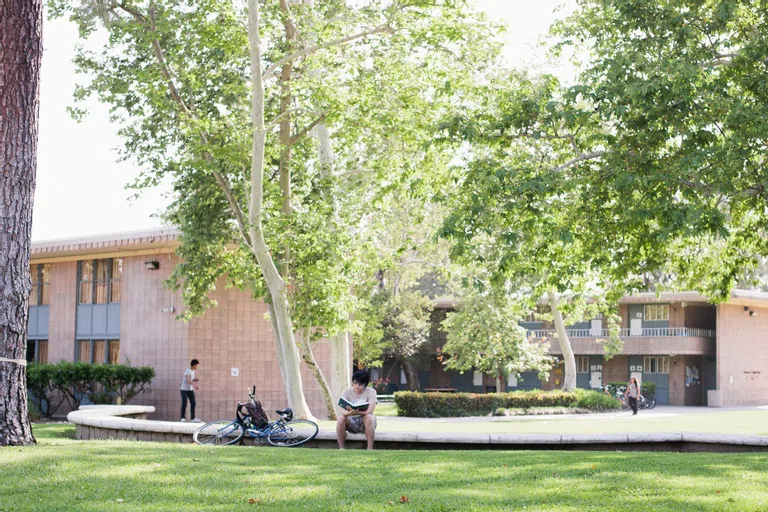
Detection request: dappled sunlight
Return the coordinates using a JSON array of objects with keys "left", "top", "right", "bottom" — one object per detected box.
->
[{"left": 3, "top": 435, "right": 768, "bottom": 511}]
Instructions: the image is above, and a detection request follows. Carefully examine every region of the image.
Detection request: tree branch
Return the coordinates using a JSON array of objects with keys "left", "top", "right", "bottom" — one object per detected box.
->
[
  {"left": 115, "top": 1, "right": 252, "bottom": 249},
  {"left": 551, "top": 151, "right": 604, "bottom": 174},
  {"left": 290, "top": 113, "right": 327, "bottom": 145},
  {"left": 338, "top": 168, "right": 376, "bottom": 177},
  {"left": 263, "top": 24, "right": 394, "bottom": 81}
]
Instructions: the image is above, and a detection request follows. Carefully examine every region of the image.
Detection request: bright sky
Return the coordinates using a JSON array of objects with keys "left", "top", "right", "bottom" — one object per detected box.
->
[{"left": 32, "top": 1, "right": 572, "bottom": 242}]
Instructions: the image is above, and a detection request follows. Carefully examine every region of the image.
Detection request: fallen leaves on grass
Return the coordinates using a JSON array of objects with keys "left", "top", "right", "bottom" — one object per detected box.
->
[
  {"left": 248, "top": 498, "right": 261, "bottom": 504},
  {"left": 399, "top": 496, "right": 410, "bottom": 503}
]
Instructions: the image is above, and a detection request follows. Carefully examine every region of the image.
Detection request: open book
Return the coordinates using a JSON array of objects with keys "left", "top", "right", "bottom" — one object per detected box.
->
[{"left": 338, "top": 396, "right": 369, "bottom": 412}]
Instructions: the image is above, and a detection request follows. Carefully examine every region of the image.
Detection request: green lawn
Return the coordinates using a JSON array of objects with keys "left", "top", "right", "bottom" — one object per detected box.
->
[{"left": 0, "top": 423, "right": 766, "bottom": 511}]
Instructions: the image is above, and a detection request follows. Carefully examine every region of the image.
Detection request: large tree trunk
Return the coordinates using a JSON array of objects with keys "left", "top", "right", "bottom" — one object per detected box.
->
[
  {"left": 316, "top": 119, "right": 352, "bottom": 402},
  {"left": 296, "top": 330, "right": 337, "bottom": 419},
  {"left": 247, "top": 0, "right": 313, "bottom": 421},
  {"left": 548, "top": 289, "right": 577, "bottom": 392},
  {"left": 400, "top": 359, "right": 421, "bottom": 391},
  {"left": 0, "top": 0, "right": 42, "bottom": 446}
]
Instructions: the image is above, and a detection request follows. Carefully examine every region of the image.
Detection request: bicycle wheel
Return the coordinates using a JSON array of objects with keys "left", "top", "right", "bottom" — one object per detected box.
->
[
  {"left": 193, "top": 420, "right": 245, "bottom": 446},
  {"left": 266, "top": 419, "right": 319, "bottom": 447},
  {"left": 647, "top": 397, "right": 656, "bottom": 409},
  {"left": 619, "top": 397, "right": 630, "bottom": 411}
]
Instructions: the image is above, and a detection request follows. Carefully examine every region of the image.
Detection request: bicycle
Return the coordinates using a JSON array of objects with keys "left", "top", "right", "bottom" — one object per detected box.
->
[{"left": 193, "top": 386, "right": 319, "bottom": 447}]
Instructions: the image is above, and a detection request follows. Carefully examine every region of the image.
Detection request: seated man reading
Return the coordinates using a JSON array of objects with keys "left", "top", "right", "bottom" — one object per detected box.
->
[{"left": 336, "top": 369, "right": 377, "bottom": 450}]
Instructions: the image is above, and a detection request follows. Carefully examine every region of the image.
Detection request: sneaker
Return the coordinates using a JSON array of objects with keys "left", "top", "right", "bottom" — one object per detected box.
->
[
  {"left": 191, "top": 418, "right": 203, "bottom": 423},
  {"left": 180, "top": 418, "right": 187, "bottom": 422}
]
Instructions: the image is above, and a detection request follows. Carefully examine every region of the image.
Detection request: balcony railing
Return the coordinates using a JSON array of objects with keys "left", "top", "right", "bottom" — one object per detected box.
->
[{"left": 527, "top": 327, "right": 716, "bottom": 339}]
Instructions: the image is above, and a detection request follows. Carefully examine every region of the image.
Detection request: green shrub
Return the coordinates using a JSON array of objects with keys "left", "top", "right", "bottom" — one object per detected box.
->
[
  {"left": 26, "top": 362, "right": 155, "bottom": 416},
  {"left": 27, "top": 400, "right": 43, "bottom": 421},
  {"left": 394, "top": 390, "right": 580, "bottom": 417},
  {"left": 572, "top": 389, "right": 621, "bottom": 411}
]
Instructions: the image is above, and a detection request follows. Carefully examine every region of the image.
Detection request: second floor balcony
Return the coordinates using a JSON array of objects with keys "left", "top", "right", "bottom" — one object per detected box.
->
[{"left": 528, "top": 327, "right": 716, "bottom": 356}]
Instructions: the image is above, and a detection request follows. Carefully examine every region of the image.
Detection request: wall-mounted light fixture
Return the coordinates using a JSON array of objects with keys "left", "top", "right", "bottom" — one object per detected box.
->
[
  {"left": 750, "top": 310, "right": 757, "bottom": 317},
  {"left": 144, "top": 260, "right": 160, "bottom": 270}
]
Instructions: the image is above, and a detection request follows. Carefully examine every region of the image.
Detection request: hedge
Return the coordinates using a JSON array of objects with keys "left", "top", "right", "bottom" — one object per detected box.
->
[
  {"left": 27, "top": 362, "right": 155, "bottom": 418},
  {"left": 394, "top": 390, "right": 579, "bottom": 418}
]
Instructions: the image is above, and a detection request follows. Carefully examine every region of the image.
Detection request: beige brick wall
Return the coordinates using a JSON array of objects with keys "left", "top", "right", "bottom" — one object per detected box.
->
[
  {"left": 603, "top": 355, "right": 627, "bottom": 384},
  {"left": 714, "top": 304, "right": 768, "bottom": 406},
  {"left": 39, "top": 254, "right": 339, "bottom": 421},
  {"left": 48, "top": 261, "right": 77, "bottom": 363}
]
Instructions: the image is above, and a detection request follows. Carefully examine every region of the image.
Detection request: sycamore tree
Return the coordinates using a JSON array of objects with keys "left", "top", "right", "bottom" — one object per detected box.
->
[
  {"left": 439, "top": 71, "right": 623, "bottom": 391},
  {"left": 545, "top": 0, "right": 768, "bottom": 300},
  {"left": 0, "top": 0, "right": 42, "bottom": 447},
  {"left": 51, "top": 0, "right": 497, "bottom": 418},
  {"left": 353, "top": 194, "right": 456, "bottom": 390},
  {"left": 441, "top": 284, "right": 552, "bottom": 393}
]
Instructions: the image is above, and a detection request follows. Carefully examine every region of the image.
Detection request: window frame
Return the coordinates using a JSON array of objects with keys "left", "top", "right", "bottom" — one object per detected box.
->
[
  {"left": 576, "top": 356, "right": 589, "bottom": 373},
  {"left": 642, "top": 356, "right": 669, "bottom": 374},
  {"left": 643, "top": 304, "right": 669, "bottom": 321},
  {"left": 29, "top": 264, "right": 51, "bottom": 306},
  {"left": 76, "top": 339, "right": 120, "bottom": 364},
  {"left": 26, "top": 340, "right": 49, "bottom": 364},
  {"left": 77, "top": 258, "right": 122, "bottom": 305}
]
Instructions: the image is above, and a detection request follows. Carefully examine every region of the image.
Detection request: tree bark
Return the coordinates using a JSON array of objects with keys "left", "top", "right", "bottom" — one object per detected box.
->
[
  {"left": 0, "top": 0, "right": 42, "bottom": 446},
  {"left": 247, "top": 0, "right": 314, "bottom": 421},
  {"left": 400, "top": 359, "right": 421, "bottom": 391},
  {"left": 296, "top": 330, "right": 337, "bottom": 420},
  {"left": 495, "top": 374, "right": 504, "bottom": 394},
  {"left": 548, "top": 289, "right": 577, "bottom": 392}
]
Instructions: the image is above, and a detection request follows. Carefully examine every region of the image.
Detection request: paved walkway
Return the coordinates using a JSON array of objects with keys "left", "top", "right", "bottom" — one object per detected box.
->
[{"left": 68, "top": 405, "right": 768, "bottom": 451}]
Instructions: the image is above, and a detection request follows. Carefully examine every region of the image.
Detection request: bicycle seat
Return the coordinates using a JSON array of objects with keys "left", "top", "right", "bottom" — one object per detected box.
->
[{"left": 275, "top": 408, "right": 291, "bottom": 415}]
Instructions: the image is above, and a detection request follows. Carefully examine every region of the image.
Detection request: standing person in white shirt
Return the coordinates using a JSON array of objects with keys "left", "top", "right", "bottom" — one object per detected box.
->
[
  {"left": 180, "top": 359, "right": 201, "bottom": 422},
  {"left": 336, "top": 369, "right": 378, "bottom": 450}
]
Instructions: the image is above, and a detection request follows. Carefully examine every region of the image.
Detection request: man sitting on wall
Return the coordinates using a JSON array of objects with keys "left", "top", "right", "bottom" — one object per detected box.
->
[{"left": 336, "top": 369, "right": 378, "bottom": 450}]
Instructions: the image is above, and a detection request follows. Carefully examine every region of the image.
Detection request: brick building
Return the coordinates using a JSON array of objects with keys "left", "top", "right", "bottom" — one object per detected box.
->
[
  {"left": 376, "top": 292, "right": 768, "bottom": 407},
  {"left": 28, "top": 229, "right": 344, "bottom": 421},
  {"left": 27, "top": 229, "right": 767, "bottom": 416}
]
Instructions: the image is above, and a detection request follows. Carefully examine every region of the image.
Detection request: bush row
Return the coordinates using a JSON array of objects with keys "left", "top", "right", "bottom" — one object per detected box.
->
[
  {"left": 27, "top": 362, "right": 155, "bottom": 418},
  {"left": 394, "top": 389, "right": 622, "bottom": 417},
  {"left": 394, "top": 390, "right": 580, "bottom": 418}
]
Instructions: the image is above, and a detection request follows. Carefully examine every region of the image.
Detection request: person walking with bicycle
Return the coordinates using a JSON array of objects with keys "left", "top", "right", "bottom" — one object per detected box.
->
[{"left": 625, "top": 376, "right": 641, "bottom": 415}]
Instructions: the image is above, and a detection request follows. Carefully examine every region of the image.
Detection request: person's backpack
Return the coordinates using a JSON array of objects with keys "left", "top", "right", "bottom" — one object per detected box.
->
[{"left": 242, "top": 401, "right": 269, "bottom": 429}]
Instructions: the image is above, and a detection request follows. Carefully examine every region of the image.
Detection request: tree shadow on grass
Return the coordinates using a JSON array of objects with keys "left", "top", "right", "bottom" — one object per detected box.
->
[{"left": 2, "top": 444, "right": 767, "bottom": 511}]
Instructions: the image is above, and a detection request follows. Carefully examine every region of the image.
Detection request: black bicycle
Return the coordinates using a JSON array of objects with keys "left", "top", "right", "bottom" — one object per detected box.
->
[{"left": 193, "top": 386, "right": 318, "bottom": 447}]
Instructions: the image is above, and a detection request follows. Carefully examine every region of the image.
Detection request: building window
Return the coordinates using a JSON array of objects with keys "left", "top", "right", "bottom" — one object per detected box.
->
[
  {"left": 643, "top": 304, "right": 669, "bottom": 321},
  {"left": 26, "top": 340, "right": 48, "bottom": 363},
  {"left": 78, "top": 259, "right": 122, "bottom": 304},
  {"left": 29, "top": 264, "right": 51, "bottom": 306},
  {"left": 643, "top": 356, "right": 669, "bottom": 374},
  {"left": 523, "top": 312, "right": 537, "bottom": 323},
  {"left": 77, "top": 339, "right": 120, "bottom": 364},
  {"left": 576, "top": 356, "right": 589, "bottom": 373}
]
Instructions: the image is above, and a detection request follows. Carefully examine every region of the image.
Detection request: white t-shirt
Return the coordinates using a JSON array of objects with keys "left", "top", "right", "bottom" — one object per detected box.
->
[
  {"left": 181, "top": 368, "right": 195, "bottom": 391},
  {"left": 340, "top": 386, "right": 377, "bottom": 411}
]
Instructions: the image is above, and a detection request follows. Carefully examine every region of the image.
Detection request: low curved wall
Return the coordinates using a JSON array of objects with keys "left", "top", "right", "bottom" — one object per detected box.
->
[
  {"left": 68, "top": 405, "right": 199, "bottom": 443},
  {"left": 68, "top": 405, "right": 768, "bottom": 451}
]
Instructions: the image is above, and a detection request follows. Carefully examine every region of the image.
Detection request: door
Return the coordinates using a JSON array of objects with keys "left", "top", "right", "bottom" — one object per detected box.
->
[
  {"left": 630, "top": 318, "right": 642, "bottom": 336},
  {"left": 590, "top": 318, "right": 602, "bottom": 336},
  {"left": 590, "top": 371, "right": 602, "bottom": 389}
]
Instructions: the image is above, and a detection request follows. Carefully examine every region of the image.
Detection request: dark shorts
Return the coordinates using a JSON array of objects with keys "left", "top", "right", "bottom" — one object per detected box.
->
[{"left": 346, "top": 414, "right": 377, "bottom": 434}]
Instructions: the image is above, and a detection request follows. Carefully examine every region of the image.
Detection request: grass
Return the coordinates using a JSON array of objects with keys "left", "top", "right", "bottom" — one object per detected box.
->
[{"left": 0, "top": 423, "right": 766, "bottom": 511}]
